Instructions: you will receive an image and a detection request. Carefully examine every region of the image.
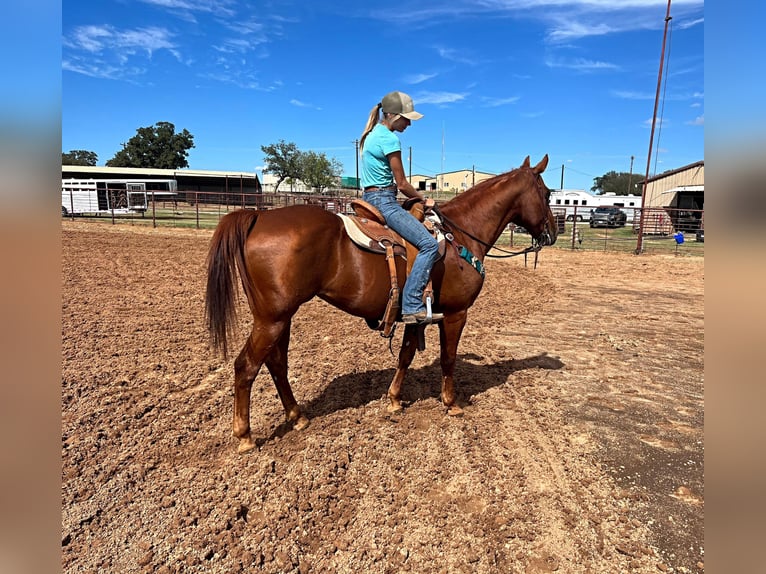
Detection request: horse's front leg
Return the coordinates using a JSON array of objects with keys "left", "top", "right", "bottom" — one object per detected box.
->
[
  {"left": 438, "top": 311, "right": 468, "bottom": 416},
  {"left": 386, "top": 324, "right": 421, "bottom": 413}
]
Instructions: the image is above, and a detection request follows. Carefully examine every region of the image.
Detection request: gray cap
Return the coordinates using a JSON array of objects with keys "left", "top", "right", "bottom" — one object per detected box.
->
[{"left": 381, "top": 91, "right": 423, "bottom": 120}]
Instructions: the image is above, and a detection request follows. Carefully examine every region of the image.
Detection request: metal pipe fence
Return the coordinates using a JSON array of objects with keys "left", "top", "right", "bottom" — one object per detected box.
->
[{"left": 62, "top": 189, "right": 703, "bottom": 257}]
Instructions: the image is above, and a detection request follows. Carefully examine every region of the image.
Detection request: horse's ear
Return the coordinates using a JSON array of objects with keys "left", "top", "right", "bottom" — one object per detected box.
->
[
  {"left": 522, "top": 156, "right": 531, "bottom": 168},
  {"left": 532, "top": 154, "right": 549, "bottom": 174}
]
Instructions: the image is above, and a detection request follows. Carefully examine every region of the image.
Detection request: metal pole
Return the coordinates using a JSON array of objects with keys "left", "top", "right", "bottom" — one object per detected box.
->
[
  {"left": 636, "top": 0, "right": 672, "bottom": 255},
  {"left": 354, "top": 139, "right": 360, "bottom": 197},
  {"left": 627, "top": 155, "right": 635, "bottom": 194},
  {"left": 560, "top": 164, "right": 564, "bottom": 189}
]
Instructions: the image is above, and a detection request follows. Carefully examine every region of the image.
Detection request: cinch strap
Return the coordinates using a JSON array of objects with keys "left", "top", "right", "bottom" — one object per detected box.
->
[{"left": 458, "top": 245, "right": 485, "bottom": 279}]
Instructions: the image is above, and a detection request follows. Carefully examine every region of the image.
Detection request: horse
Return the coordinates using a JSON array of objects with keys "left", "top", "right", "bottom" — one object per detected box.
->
[{"left": 205, "top": 155, "right": 557, "bottom": 453}]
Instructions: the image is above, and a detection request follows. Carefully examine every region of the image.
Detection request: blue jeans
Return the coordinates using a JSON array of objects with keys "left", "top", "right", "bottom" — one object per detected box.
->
[{"left": 363, "top": 190, "right": 439, "bottom": 315}]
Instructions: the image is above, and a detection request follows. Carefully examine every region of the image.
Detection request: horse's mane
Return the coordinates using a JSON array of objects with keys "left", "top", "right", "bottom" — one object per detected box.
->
[{"left": 439, "top": 168, "right": 518, "bottom": 214}]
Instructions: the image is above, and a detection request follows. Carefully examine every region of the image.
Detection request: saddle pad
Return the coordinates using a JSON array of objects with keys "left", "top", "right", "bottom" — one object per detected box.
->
[
  {"left": 338, "top": 213, "right": 393, "bottom": 253},
  {"left": 337, "top": 213, "right": 446, "bottom": 254}
]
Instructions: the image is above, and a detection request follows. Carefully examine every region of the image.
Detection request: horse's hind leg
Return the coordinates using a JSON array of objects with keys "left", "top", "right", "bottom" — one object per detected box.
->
[
  {"left": 232, "top": 320, "right": 290, "bottom": 453},
  {"left": 264, "top": 321, "right": 310, "bottom": 431}
]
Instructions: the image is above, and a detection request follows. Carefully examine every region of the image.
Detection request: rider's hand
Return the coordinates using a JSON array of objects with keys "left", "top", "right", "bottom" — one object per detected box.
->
[{"left": 424, "top": 197, "right": 435, "bottom": 209}]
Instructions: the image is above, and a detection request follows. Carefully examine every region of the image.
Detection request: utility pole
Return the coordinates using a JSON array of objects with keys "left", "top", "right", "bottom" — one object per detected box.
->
[
  {"left": 353, "top": 139, "right": 360, "bottom": 197},
  {"left": 636, "top": 0, "right": 672, "bottom": 255},
  {"left": 441, "top": 122, "right": 445, "bottom": 195},
  {"left": 627, "top": 155, "right": 635, "bottom": 194},
  {"left": 560, "top": 164, "right": 564, "bottom": 190}
]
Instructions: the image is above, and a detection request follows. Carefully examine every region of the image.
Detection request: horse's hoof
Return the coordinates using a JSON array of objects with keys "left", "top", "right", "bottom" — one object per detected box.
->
[
  {"left": 293, "top": 416, "right": 310, "bottom": 431},
  {"left": 386, "top": 401, "right": 403, "bottom": 414},
  {"left": 446, "top": 404, "right": 465, "bottom": 417},
  {"left": 237, "top": 435, "right": 257, "bottom": 454}
]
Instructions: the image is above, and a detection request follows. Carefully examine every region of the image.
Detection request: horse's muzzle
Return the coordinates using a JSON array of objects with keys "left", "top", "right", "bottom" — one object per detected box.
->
[
  {"left": 538, "top": 231, "right": 554, "bottom": 246},
  {"left": 536, "top": 220, "right": 556, "bottom": 246}
]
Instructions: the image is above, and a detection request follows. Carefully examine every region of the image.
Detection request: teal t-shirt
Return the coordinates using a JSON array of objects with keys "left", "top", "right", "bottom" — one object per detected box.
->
[{"left": 360, "top": 123, "right": 400, "bottom": 188}]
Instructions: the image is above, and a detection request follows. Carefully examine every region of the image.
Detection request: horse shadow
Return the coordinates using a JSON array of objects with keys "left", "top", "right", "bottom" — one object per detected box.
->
[{"left": 260, "top": 352, "right": 565, "bottom": 444}]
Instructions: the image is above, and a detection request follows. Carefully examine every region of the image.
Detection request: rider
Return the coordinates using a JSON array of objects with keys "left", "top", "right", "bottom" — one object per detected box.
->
[{"left": 359, "top": 90, "right": 443, "bottom": 325}]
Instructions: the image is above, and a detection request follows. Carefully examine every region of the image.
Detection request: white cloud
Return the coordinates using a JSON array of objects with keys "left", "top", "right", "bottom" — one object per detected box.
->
[
  {"left": 290, "top": 99, "right": 322, "bottom": 110},
  {"left": 414, "top": 91, "right": 468, "bottom": 105},
  {"left": 677, "top": 16, "right": 704, "bottom": 30},
  {"left": 366, "top": 1, "right": 704, "bottom": 44},
  {"left": 643, "top": 117, "right": 669, "bottom": 128},
  {"left": 611, "top": 90, "right": 655, "bottom": 100},
  {"left": 613, "top": 89, "right": 704, "bottom": 102},
  {"left": 545, "top": 56, "right": 619, "bottom": 71},
  {"left": 435, "top": 47, "right": 477, "bottom": 66},
  {"left": 686, "top": 115, "right": 704, "bottom": 126},
  {"left": 547, "top": 19, "right": 613, "bottom": 43},
  {"left": 404, "top": 73, "right": 438, "bottom": 85},
  {"left": 139, "top": 0, "right": 237, "bottom": 18},
  {"left": 65, "top": 25, "right": 179, "bottom": 57},
  {"left": 483, "top": 96, "right": 521, "bottom": 107}
]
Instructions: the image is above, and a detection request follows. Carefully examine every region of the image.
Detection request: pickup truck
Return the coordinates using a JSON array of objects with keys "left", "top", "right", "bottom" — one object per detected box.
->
[{"left": 589, "top": 206, "right": 627, "bottom": 228}]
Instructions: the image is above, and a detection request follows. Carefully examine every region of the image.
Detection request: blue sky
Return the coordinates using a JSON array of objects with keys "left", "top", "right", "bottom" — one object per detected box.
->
[{"left": 62, "top": 0, "right": 704, "bottom": 192}]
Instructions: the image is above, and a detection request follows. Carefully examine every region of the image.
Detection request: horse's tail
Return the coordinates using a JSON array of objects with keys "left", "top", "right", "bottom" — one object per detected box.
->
[{"left": 205, "top": 209, "right": 260, "bottom": 358}]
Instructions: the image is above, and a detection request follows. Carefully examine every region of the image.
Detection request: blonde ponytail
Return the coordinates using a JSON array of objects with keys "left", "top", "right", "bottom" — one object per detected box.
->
[{"left": 359, "top": 102, "right": 382, "bottom": 152}]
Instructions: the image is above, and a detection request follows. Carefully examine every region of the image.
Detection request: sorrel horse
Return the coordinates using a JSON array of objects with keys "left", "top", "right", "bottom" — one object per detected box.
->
[{"left": 206, "top": 155, "right": 557, "bottom": 453}]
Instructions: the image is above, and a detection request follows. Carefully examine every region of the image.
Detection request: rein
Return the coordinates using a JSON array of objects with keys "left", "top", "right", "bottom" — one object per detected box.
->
[{"left": 432, "top": 205, "right": 543, "bottom": 266}]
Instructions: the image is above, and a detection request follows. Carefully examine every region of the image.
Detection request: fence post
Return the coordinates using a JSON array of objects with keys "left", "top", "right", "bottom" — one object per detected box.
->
[
  {"left": 152, "top": 191, "right": 156, "bottom": 228},
  {"left": 570, "top": 207, "right": 577, "bottom": 250},
  {"left": 196, "top": 192, "right": 200, "bottom": 229}
]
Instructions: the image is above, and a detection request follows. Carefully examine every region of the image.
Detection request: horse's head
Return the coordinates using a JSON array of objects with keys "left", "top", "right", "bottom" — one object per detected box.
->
[{"left": 516, "top": 155, "right": 557, "bottom": 247}]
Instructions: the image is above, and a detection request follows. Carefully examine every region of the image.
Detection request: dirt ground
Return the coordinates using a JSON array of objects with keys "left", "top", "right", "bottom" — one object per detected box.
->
[{"left": 61, "top": 220, "right": 704, "bottom": 574}]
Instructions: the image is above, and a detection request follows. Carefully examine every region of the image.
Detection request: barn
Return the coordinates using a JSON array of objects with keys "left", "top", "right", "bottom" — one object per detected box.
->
[
  {"left": 640, "top": 160, "right": 704, "bottom": 234},
  {"left": 62, "top": 165, "right": 262, "bottom": 206},
  {"left": 642, "top": 160, "right": 704, "bottom": 211}
]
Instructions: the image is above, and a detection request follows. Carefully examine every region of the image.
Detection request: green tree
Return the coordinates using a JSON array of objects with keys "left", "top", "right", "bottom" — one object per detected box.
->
[
  {"left": 62, "top": 150, "right": 98, "bottom": 166},
  {"left": 591, "top": 171, "right": 643, "bottom": 195},
  {"left": 106, "top": 122, "right": 195, "bottom": 169},
  {"left": 299, "top": 151, "right": 342, "bottom": 193},
  {"left": 261, "top": 140, "right": 303, "bottom": 192}
]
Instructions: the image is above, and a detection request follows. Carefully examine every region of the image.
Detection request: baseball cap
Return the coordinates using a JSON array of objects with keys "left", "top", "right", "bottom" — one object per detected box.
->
[{"left": 381, "top": 91, "right": 423, "bottom": 120}]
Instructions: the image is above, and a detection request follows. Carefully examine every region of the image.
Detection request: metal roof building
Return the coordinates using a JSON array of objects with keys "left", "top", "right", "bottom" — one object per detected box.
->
[{"left": 62, "top": 165, "right": 261, "bottom": 195}]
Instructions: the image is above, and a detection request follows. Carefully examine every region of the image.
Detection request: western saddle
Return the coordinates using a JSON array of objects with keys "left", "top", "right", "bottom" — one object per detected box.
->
[{"left": 338, "top": 198, "right": 444, "bottom": 338}]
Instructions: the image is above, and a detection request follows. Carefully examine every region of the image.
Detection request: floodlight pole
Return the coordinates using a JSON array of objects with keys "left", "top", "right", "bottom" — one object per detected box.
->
[{"left": 636, "top": 0, "right": 672, "bottom": 255}]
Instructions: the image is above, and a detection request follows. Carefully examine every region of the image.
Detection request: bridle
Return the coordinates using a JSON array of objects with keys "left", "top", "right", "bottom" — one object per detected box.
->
[{"left": 431, "top": 172, "right": 553, "bottom": 268}]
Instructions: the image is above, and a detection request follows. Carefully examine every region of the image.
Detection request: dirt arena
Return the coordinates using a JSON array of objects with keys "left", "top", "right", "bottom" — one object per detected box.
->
[{"left": 62, "top": 220, "right": 704, "bottom": 573}]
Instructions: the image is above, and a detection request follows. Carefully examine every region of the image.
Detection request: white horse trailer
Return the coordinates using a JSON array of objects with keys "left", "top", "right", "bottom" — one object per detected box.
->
[
  {"left": 549, "top": 189, "right": 643, "bottom": 223},
  {"left": 61, "top": 179, "right": 177, "bottom": 216},
  {"left": 549, "top": 189, "right": 598, "bottom": 222}
]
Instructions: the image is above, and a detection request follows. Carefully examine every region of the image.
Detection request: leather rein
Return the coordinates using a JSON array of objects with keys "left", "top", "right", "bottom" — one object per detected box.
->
[{"left": 431, "top": 204, "right": 544, "bottom": 262}]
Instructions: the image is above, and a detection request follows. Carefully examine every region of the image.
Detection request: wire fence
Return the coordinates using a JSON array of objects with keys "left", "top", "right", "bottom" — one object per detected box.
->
[{"left": 61, "top": 189, "right": 704, "bottom": 257}]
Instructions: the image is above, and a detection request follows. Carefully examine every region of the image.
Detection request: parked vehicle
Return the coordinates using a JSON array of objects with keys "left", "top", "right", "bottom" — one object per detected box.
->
[
  {"left": 549, "top": 189, "right": 642, "bottom": 223},
  {"left": 589, "top": 206, "right": 627, "bottom": 228}
]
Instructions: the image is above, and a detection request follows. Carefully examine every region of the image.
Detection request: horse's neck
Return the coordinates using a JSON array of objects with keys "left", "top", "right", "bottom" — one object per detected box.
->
[{"left": 442, "top": 172, "right": 522, "bottom": 254}]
